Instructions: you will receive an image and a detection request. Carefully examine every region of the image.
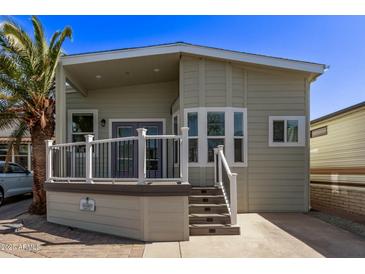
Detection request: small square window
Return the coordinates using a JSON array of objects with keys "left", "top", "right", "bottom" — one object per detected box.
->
[{"left": 269, "top": 116, "right": 305, "bottom": 147}]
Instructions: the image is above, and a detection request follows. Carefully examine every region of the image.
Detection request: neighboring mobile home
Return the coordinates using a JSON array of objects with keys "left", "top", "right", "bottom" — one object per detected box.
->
[
  {"left": 45, "top": 42, "right": 325, "bottom": 241},
  {"left": 310, "top": 101, "right": 365, "bottom": 217}
]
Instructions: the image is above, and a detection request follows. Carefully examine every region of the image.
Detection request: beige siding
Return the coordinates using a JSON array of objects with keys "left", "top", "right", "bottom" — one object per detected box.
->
[
  {"left": 66, "top": 81, "right": 178, "bottom": 139},
  {"left": 180, "top": 55, "right": 309, "bottom": 212},
  {"left": 47, "top": 191, "right": 189, "bottom": 241},
  {"left": 310, "top": 108, "right": 365, "bottom": 169},
  {"left": 247, "top": 70, "right": 307, "bottom": 212}
]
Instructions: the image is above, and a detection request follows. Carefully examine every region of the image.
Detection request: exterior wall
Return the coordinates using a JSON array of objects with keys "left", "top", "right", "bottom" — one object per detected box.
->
[
  {"left": 66, "top": 81, "right": 179, "bottom": 140},
  {"left": 180, "top": 55, "right": 309, "bottom": 212},
  {"left": 310, "top": 107, "right": 365, "bottom": 216},
  {"left": 47, "top": 191, "right": 189, "bottom": 241}
]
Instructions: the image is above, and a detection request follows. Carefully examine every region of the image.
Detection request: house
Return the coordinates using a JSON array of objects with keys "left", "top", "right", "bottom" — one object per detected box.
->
[
  {"left": 45, "top": 42, "right": 325, "bottom": 241},
  {"left": 310, "top": 101, "right": 365, "bottom": 217},
  {"left": 0, "top": 127, "right": 32, "bottom": 171}
]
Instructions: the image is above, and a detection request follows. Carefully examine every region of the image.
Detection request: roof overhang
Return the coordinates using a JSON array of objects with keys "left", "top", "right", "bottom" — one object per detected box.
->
[{"left": 61, "top": 42, "right": 326, "bottom": 75}]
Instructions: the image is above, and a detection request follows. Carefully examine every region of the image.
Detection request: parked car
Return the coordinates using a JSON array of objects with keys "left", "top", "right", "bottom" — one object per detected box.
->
[{"left": 0, "top": 161, "right": 33, "bottom": 206}]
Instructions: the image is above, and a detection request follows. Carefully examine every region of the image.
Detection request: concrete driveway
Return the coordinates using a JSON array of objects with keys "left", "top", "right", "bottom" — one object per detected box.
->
[{"left": 144, "top": 213, "right": 365, "bottom": 258}]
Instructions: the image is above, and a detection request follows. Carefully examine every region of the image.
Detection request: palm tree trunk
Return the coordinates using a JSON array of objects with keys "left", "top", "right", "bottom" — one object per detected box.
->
[{"left": 29, "top": 122, "right": 53, "bottom": 215}]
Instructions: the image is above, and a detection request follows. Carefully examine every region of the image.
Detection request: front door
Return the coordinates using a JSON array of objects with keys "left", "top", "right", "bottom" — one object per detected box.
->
[{"left": 111, "top": 121, "right": 163, "bottom": 178}]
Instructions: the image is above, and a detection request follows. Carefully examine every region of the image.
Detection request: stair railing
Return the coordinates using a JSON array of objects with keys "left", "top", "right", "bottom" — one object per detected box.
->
[{"left": 214, "top": 145, "right": 238, "bottom": 225}]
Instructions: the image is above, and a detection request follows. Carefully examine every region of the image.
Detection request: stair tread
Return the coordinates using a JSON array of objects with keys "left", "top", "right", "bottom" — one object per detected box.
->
[
  {"left": 189, "top": 195, "right": 224, "bottom": 198},
  {"left": 190, "top": 224, "right": 239, "bottom": 228},
  {"left": 191, "top": 186, "right": 221, "bottom": 189},
  {"left": 189, "top": 203, "right": 227, "bottom": 207},
  {"left": 189, "top": 213, "right": 230, "bottom": 217}
]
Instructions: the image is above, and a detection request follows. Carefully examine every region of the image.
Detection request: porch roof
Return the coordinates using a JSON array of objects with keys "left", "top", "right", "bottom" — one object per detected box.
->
[{"left": 61, "top": 42, "right": 326, "bottom": 95}]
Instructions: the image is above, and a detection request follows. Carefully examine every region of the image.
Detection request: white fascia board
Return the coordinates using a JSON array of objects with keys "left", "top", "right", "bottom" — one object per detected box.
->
[{"left": 61, "top": 43, "right": 325, "bottom": 74}]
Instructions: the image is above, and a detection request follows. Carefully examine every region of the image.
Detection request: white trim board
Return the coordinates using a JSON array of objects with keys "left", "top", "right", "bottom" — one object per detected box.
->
[{"left": 61, "top": 43, "right": 325, "bottom": 74}]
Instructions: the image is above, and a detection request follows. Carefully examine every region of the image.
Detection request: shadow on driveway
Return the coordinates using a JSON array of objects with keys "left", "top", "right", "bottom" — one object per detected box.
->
[{"left": 259, "top": 213, "right": 365, "bottom": 258}]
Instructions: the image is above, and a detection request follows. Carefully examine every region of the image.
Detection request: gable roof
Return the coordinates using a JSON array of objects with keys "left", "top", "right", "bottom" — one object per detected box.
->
[
  {"left": 311, "top": 101, "right": 365, "bottom": 124},
  {"left": 61, "top": 42, "right": 326, "bottom": 75}
]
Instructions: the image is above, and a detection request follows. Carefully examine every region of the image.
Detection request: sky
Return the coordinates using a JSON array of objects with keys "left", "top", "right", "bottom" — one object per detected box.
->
[{"left": 6, "top": 15, "right": 365, "bottom": 120}]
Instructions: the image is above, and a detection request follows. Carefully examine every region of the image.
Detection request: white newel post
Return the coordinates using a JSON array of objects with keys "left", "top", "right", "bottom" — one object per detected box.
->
[
  {"left": 230, "top": 173, "right": 238, "bottom": 225},
  {"left": 137, "top": 128, "right": 147, "bottom": 184},
  {"left": 45, "top": 140, "right": 54, "bottom": 182},
  {"left": 213, "top": 148, "right": 218, "bottom": 187},
  {"left": 217, "top": 145, "right": 223, "bottom": 185},
  {"left": 180, "top": 127, "right": 189, "bottom": 183},
  {"left": 85, "top": 135, "right": 94, "bottom": 184}
]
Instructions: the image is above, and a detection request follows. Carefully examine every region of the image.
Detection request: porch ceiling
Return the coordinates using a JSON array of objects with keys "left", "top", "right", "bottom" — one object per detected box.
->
[{"left": 64, "top": 53, "right": 180, "bottom": 91}]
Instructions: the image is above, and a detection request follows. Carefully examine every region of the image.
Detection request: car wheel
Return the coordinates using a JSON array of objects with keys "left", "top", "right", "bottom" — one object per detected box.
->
[{"left": 0, "top": 189, "right": 4, "bottom": 207}]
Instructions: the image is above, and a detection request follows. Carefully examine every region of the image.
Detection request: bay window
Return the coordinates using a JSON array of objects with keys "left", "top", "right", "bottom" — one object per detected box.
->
[
  {"left": 268, "top": 116, "right": 305, "bottom": 147},
  {"left": 184, "top": 107, "right": 247, "bottom": 167}
]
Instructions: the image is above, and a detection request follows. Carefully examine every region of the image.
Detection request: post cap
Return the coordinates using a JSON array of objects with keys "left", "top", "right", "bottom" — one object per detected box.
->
[
  {"left": 84, "top": 134, "right": 94, "bottom": 141},
  {"left": 217, "top": 145, "right": 224, "bottom": 151},
  {"left": 136, "top": 128, "right": 147, "bottom": 134}
]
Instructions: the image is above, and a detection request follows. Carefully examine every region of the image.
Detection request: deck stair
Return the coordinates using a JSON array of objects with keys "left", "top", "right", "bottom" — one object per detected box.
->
[{"left": 189, "top": 187, "right": 240, "bottom": 236}]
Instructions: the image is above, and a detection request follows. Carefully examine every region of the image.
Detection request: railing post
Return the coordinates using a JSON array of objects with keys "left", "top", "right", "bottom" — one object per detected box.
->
[
  {"left": 217, "top": 145, "right": 223, "bottom": 186},
  {"left": 85, "top": 134, "right": 94, "bottom": 184},
  {"left": 230, "top": 173, "right": 238, "bottom": 225},
  {"left": 213, "top": 148, "right": 219, "bottom": 187},
  {"left": 137, "top": 128, "right": 147, "bottom": 184},
  {"left": 180, "top": 127, "right": 189, "bottom": 183},
  {"left": 45, "top": 140, "right": 54, "bottom": 182}
]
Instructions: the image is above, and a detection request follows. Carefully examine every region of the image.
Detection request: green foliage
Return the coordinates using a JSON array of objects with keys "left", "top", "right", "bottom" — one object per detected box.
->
[{"left": 0, "top": 16, "right": 72, "bottom": 155}]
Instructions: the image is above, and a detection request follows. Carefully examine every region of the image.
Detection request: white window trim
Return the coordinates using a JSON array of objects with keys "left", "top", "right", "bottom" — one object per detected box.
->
[
  {"left": 268, "top": 116, "right": 306, "bottom": 147},
  {"left": 184, "top": 107, "right": 248, "bottom": 167},
  {"left": 67, "top": 109, "right": 99, "bottom": 142}
]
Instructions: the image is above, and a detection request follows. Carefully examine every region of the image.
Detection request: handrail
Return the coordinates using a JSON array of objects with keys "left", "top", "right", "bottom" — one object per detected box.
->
[
  {"left": 45, "top": 127, "right": 189, "bottom": 185},
  {"left": 214, "top": 145, "right": 238, "bottom": 225}
]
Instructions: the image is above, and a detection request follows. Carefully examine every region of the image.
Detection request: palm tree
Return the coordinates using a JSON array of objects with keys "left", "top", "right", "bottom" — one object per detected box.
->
[{"left": 0, "top": 16, "right": 72, "bottom": 214}]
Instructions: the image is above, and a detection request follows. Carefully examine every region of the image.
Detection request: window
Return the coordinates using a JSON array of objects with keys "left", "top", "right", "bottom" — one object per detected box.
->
[
  {"left": 269, "top": 116, "right": 305, "bottom": 147},
  {"left": 8, "top": 163, "right": 26, "bottom": 173},
  {"left": 207, "top": 112, "right": 225, "bottom": 162},
  {"left": 310, "top": 126, "right": 327, "bottom": 138},
  {"left": 187, "top": 112, "right": 198, "bottom": 162},
  {"left": 184, "top": 107, "right": 247, "bottom": 167},
  {"left": 68, "top": 110, "right": 98, "bottom": 142}
]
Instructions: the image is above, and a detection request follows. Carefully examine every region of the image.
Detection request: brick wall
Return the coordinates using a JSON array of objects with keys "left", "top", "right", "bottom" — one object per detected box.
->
[{"left": 310, "top": 183, "right": 365, "bottom": 216}]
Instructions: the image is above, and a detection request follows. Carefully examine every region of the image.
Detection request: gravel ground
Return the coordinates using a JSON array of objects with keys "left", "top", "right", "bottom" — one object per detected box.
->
[{"left": 309, "top": 210, "right": 365, "bottom": 238}]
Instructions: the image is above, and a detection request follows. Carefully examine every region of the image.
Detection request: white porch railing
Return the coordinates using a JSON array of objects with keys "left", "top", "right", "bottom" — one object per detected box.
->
[
  {"left": 214, "top": 145, "right": 238, "bottom": 225},
  {"left": 45, "top": 127, "right": 189, "bottom": 184}
]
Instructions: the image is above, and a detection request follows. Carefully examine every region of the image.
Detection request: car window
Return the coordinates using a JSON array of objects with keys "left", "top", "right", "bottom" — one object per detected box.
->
[
  {"left": 9, "top": 163, "right": 25, "bottom": 173},
  {"left": 0, "top": 164, "right": 3, "bottom": 173}
]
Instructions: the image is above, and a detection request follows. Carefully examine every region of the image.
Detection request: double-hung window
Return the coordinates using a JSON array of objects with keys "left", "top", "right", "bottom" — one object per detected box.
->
[
  {"left": 68, "top": 110, "right": 98, "bottom": 143},
  {"left": 268, "top": 116, "right": 305, "bottom": 147},
  {"left": 184, "top": 107, "right": 247, "bottom": 166}
]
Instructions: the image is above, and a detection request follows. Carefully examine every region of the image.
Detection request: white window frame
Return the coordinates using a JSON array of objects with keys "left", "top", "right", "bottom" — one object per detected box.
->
[
  {"left": 184, "top": 107, "right": 247, "bottom": 167},
  {"left": 67, "top": 109, "right": 99, "bottom": 142},
  {"left": 268, "top": 116, "right": 306, "bottom": 147}
]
